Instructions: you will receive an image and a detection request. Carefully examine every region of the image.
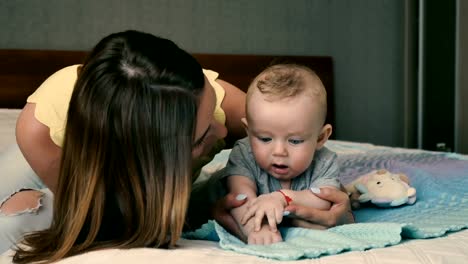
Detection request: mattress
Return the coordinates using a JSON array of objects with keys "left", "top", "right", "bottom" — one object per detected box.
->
[{"left": 1, "top": 108, "right": 467, "bottom": 264}]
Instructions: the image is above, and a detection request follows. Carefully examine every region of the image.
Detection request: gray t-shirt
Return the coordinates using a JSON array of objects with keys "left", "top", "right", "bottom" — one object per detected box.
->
[{"left": 219, "top": 137, "right": 341, "bottom": 194}]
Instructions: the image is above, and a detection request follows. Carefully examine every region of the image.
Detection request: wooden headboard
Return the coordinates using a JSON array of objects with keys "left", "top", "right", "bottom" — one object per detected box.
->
[{"left": 0, "top": 49, "right": 334, "bottom": 129}]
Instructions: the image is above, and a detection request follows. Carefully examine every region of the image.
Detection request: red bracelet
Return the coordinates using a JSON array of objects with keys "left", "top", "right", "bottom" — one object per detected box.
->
[{"left": 277, "top": 190, "right": 293, "bottom": 205}]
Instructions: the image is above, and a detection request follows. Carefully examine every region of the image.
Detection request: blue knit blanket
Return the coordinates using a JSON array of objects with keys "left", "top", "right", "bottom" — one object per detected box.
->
[{"left": 184, "top": 141, "right": 468, "bottom": 260}]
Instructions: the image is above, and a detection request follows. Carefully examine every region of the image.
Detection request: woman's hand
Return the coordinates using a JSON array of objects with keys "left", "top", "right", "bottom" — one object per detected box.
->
[{"left": 284, "top": 187, "right": 354, "bottom": 229}]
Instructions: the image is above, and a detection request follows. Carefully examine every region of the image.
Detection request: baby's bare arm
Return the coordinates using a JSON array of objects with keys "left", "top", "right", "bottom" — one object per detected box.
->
[{"left": 280, "top": 187, "right": 338, "bottom": 211}]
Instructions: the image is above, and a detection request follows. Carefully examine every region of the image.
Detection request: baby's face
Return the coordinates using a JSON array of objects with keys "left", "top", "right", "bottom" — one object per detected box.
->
[{"left": 246, "top": 90, "right": 324, "bottom": 181}]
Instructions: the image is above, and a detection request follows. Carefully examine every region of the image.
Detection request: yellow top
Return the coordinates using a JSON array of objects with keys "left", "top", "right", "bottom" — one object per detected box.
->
[{"left": 27, "top": 66, "right": 226, "bottom": 147}]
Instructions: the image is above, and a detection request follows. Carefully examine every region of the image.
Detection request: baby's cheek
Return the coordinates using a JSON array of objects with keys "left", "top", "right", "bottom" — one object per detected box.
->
[
  {"left": 293, "top": 151, "right": 315, "bottom": 172},
  {"left": 252, "top": 148, "right": 269, "bottom": 169}
]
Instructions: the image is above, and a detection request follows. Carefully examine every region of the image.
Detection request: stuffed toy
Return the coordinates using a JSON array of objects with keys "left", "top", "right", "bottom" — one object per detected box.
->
[{"left": 345, "top": 169, "right": 417, "bottom": 207}]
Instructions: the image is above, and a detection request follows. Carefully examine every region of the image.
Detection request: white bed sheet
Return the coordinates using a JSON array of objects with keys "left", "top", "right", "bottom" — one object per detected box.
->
[
  {"left": 0, "top": 109, "right": 21, "bottom": 154},
  {"left": 1, "top": 108, "right": 467, "bottom": 264}
]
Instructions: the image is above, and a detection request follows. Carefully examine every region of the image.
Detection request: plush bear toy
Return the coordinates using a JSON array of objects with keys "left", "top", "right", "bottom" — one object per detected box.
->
[{"left": 345, "top": 169, "right": 417, "bottom": 207}]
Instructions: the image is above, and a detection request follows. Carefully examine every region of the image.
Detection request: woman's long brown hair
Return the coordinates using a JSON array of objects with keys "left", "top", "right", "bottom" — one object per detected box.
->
[{"left": 13, "top": 30, "right": 205, "bottom": 263}]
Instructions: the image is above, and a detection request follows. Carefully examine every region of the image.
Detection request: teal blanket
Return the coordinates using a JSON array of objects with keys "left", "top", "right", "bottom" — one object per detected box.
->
[{"left": 185, "top": 141, "right": 468, "bottom": 260}]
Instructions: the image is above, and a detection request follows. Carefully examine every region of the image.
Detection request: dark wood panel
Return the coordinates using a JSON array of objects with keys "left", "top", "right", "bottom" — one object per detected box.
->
[
  {"left": 0, "top": 49, "right": 87, "bottom": 108},
  {"left": 193, "top": 54, "right": 335, "bottom": 130},
  {"left": 0, "top": 50, "right": 334, "bottom": 132}
]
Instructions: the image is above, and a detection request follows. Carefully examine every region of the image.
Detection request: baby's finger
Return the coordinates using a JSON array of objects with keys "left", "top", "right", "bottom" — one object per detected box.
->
[
  {"left": 248, "top": 235, "right": 255, "bottom": 245},
  {"left": 275, "top": 208, "right": 284, "bottom": 224},
  {"left": 245, "top": 200, "right": 253, "bottom": 209},
  {"left": 272, "top": 234, "right": 282, "bottom": 244},
  {"left": 240, "top": 206, "right": 256, "bottom": 224},
  {"left": 266, "top": 211, "right": 277, "bottom": 232},
  {"left": 254, "top": 211, "right": 264, "bottom": 231}
]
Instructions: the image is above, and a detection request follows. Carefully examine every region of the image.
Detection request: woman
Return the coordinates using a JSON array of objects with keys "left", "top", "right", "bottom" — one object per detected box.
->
[{"left": 1, "top": 29, "right": 244, "bottom": 255}]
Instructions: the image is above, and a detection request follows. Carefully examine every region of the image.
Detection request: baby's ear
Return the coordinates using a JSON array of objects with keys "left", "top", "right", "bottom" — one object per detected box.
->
[
  {"left": 241, "top": 118, "right": 249, "bottom": 135},
  {"left": 316, "top": 124, "right": 332, "bottom": 149}
]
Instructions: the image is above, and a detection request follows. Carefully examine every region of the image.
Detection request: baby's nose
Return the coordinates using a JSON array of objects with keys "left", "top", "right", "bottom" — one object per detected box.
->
[{"left": 272, "top": 141, "right": 287, "bottom": 156}]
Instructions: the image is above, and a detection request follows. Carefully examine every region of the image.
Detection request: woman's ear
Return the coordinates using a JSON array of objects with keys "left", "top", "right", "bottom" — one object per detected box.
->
[{"left": 316, "top": 124, "right": 332, "bottom": 149}]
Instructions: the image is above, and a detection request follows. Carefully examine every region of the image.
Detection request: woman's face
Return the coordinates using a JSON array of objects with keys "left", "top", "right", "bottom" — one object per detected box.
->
[{"left": 192, "top": 76, "right": 227, "bottom": 158}]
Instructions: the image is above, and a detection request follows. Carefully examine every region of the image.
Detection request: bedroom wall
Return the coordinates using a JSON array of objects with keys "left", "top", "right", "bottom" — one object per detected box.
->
[{"left": 0, "top": 0, "right": 406, "bottom": 147}]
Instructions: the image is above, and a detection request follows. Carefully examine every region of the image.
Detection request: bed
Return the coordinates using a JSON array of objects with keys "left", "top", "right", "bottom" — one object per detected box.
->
[{"left": 0, "top": 50, "right": 467, "bottom": 264}]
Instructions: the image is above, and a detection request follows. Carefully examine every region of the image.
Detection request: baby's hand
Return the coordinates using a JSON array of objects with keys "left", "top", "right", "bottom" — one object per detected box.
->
[
  {"left": 247, "top": 225, "right": 283, "bottom": 245},
  {"left": 241, "top": 192, "right": 287, "bottom": 232}
]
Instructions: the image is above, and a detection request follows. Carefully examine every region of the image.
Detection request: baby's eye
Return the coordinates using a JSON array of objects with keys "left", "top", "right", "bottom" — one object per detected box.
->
[
  {"left": 288, "top": 139, "right": 304, "bottom": 145},
  {"left": 257, "top": 136, "right": 272, "bottom": 143}
]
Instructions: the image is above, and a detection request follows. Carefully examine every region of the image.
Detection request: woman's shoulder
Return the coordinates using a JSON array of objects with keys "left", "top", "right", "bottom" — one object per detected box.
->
[
  {"left": 202, "top": 69, "right": 223, "bottom": 95},
  {"left": 27, "top": 65, "right": 81, "bottom": 103},
  {"left": 202, "top": 68, "right": 219, "bottom": 81},
  {"left": 39, "top": 64, "right": 80, "bottom": 86},
  {"left": 26, "top": 65, "right": 81, "bottom": 146},
  {"left": 203, "top": 69, "right": 226, "bottom": 125}
]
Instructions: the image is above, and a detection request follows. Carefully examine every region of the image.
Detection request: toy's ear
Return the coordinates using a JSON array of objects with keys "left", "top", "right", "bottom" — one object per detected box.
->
[
  {"left": 316, "top": 124, "right": 332, "bottom": 149},
  {"left": 359, "top": 174, "right": 370, "bottom": 185},
  {"left": 398, "top": 174, "right": 410, "bottom": 184},
  {"left": 355, "top": 183, "right": 369, "bottom": 194},
  {"left": 376, "top": 169, "right": 388, "bottom": 175}
]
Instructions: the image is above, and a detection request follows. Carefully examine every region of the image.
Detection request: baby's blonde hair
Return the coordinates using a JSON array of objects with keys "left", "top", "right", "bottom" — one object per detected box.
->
[{"left": 246, "top": 64, "right": 328, "bottom": 125}]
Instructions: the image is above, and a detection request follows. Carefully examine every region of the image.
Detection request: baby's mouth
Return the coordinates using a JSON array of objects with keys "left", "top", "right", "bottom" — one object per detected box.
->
[{"left": 272, "top": 164, "right": 289, "bottom": 175}]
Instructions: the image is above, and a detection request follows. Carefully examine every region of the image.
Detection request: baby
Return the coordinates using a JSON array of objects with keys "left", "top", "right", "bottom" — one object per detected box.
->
[{"left": 219, "top": 64, "right": 341, "bottom": 244}]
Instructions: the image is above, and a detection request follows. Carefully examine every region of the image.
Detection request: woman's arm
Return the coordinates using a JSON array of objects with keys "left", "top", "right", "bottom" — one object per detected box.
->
[
  {"left": 227, "top": 175, "right": 258, "bottom": 241},
  {"left": 16, "top": 103, "right": 61, "bottom": 192},
  {"left": 210, "top": 192, "right": 247, "bottom": 239}
]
